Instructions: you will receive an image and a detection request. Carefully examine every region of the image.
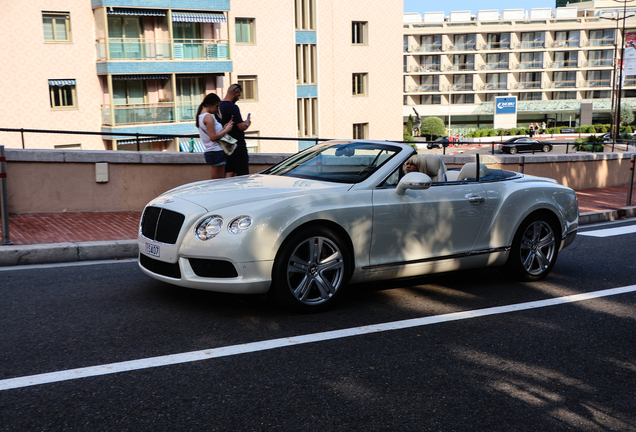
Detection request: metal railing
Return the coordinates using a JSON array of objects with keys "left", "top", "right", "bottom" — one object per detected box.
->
[
  {"left": 480, "top": 62, "right": 509, "bottom": 70},
  {"left": 548, "top": 60, "right": 578, "bottom": 68},
  {"left": 514, "top": 81, "right": 541, "bottom": 89}
]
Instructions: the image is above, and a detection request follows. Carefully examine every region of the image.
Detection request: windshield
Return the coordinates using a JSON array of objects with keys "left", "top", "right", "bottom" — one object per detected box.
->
[{"left": 262, "top": 142, "right": 402, "bottom": 183}]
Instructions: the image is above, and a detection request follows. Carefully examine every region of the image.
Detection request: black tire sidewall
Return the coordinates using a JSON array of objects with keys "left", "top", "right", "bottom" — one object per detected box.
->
[
  {"left": 503, "top": 213, "right": 560, "bottom": 282},
  {"left": 271, "top": 226, "right": 350, "bottom": 312}
]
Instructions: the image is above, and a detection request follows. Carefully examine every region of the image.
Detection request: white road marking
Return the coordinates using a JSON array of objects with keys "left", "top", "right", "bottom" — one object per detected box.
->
[
  {"left": 579, "top": 225, "right": 636, "bottom": 238},
  {"left": 1, "top": 284, "right": 635, "bottom": 392}
]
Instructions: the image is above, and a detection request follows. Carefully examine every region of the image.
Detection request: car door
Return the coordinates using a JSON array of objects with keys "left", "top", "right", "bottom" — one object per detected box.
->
[{"left": 369, "top": 182, "right": 488, "bottom": 269}]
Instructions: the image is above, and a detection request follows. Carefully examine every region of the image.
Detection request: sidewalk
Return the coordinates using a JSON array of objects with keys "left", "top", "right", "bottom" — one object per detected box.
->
[{"left": 0, "top": 184, "right": 634, "bottom": 266}]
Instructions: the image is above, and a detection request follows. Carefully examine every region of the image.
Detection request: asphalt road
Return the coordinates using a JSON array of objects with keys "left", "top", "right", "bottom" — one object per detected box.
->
[{"left": 1, "top": 219, "right": 636, "bottom": 431}]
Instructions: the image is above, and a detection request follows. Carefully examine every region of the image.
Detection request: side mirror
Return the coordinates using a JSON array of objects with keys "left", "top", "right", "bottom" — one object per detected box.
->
[{"left": 396, "top": 172, "right": 432, "bottom": 195}]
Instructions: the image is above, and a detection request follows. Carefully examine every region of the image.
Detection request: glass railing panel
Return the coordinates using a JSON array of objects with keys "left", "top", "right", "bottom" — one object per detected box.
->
[
  {"left": 111, "top": 103, "right": 175, "bottom": 125},
  {"left": 176, "top": 103, "right": 199, "bottom": 122}
]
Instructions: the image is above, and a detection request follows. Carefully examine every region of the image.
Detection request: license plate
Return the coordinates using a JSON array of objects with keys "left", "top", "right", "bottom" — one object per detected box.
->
[{"left": 145, "top": 242, "right": 160, "bottom": 257}]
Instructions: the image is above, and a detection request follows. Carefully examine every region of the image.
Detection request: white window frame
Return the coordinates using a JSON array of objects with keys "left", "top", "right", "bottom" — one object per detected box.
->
[
  {"left": 235, "top": 18, "right": 255, "bottom": 44},
  {"left": 238, "top": 75, "right": 258, "bottom": 101},
  {"left": 43, "top": 11, "right": 71, "bottom": 42},
  {"left": 352, "top": 73, "right": 368, "bottom": 96},
  {"left": 49, "top": 82, "right": 77, "bottom": 109}
]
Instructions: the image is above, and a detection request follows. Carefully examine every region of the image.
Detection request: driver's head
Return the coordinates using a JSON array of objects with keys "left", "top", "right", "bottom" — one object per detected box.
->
[{"left": 403, "top": 155, "right": 426, "bottom": 175}]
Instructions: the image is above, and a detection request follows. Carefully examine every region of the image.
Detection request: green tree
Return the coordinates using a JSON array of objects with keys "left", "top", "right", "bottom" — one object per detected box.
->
[
  {"left": 407, "top": 115, "right": 414, "bottom": 136},
  {"left": 420, "top": 116, "right": 445, "bottom": 140}
]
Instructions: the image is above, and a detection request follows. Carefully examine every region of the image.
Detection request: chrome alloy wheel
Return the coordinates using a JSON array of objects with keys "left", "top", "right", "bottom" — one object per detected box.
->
[
  {"left": 519, "top": 220, "right": 556, "bottom": 276},
  {"left": 286, "top": 236, "right": 345, "bottom": 305}
]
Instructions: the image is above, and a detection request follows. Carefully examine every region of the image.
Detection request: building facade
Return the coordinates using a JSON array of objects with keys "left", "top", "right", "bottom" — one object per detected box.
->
[
  {"left": 0, "top": 0, "right": 403, "bottom": 152},
  {"left": 403, "top": 1, "right": 636, "bottom": 135}
]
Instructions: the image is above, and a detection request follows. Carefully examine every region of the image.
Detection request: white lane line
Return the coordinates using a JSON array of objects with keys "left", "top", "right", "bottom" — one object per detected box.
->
[
  {"left": 0, "top": 259, "right": 138, "bottom": 272},
  {"left": 579, "top": 225, "right": 636, "bottom": 238},
  {"left": 2, "top": 284, "right": 635, "bottom": 392}
]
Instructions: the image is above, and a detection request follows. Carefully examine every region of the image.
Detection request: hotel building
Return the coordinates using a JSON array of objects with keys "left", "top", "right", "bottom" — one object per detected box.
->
[
  {"left": 0, "top": 1, "right": 402, "bottom": 152},
  {"left": 403, "top": 1, "right": 636, "bottom": 134}
]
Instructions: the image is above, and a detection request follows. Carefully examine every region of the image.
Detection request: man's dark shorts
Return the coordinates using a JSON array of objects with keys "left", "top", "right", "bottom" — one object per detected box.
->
[{"left": 225, "top": 145, "right": 250, "bottom": 176}]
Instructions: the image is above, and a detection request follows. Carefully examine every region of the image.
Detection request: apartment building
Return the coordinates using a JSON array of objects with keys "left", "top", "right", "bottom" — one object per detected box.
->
[
  {"left": 403, "top": 1, "right": 636, "bottom": 134},
  {"left": 0, "top": 1, "right": 402, "bottom": 152}
]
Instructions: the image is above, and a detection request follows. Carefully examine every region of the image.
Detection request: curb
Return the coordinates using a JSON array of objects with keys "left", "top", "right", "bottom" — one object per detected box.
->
[
  {"left": 1, "top": 208, "right": 635, "bottom": 267},
  {"left": 0, "top": 240, "right": 138, "bottom": 266}
]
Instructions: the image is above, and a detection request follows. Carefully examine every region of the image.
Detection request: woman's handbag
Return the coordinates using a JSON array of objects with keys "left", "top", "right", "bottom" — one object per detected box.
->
[{"left": 219, "top": 134, "right": 237, "bottom": 155}]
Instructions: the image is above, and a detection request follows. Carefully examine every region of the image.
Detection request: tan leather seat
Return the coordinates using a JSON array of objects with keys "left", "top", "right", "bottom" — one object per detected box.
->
[
  {"left": 457, "top": 163, "right": 490, "bottom": 181},
  {"left": 423, "top": 154, "right": 447, "bottom": 182}
]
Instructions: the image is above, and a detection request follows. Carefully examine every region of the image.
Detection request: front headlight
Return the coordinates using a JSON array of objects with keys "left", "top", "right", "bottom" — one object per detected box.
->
[
  {"left": 228, "top": 215, "right": 252, "bottom": 234},
  {"left": 195, "top": 215, "right": 224, "bottom": 240}
]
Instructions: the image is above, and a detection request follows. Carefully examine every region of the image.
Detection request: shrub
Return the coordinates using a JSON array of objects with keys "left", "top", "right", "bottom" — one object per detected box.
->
[
  {"left": 420, "top": 116, "right": 446, "bottom": 139},
  {"left": 488, "top": 129, "right": 496, "bottom": 137},
  {"left": 497, "top": 129, "right": 505, "bottom": 136},
  {"left": 589, "top": 126, "right": 597, "bottom": 133},
  {"left": 580, "top": 125, "right": 589, "bottom": 133},
  {"left": 403, "top": 127, "right": 414, "bottom": 142},
  {"left": 625, "top": 125, "right": 633, "bottom": 133},
  {"left": 509, "top": 128, "right": 519, "bottom": 135}
]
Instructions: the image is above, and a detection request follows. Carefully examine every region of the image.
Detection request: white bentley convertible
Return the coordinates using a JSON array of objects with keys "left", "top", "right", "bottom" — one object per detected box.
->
[{"left": 138, "top": 141, "right": 579, "bottom": 311}]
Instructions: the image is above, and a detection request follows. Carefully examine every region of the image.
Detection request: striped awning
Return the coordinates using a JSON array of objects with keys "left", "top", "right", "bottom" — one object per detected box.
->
[
  {"left": 179, "top": 138, "right": 205, "bottom": 153},
  {"left": 49, "top": 79, "right": 76, "bottom": 86},
  {"left": 176, "top": 73, "right": 223, "bottom": 79},
  {"left": 172, "top": 12, "right": 226, "bottom": 23},
  {"left": 107, "top": 8, "right": 166, "bottom": 17},
  {"left": 117, "top": 137, "right": 169, "bottom": 146},
  {"left": 112, "top": 75, "right": 170, "bottom": 80}
]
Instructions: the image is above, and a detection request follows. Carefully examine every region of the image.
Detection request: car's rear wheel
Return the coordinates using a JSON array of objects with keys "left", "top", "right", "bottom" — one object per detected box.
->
[
  {"left": 509, "top": 147, "right": 518, "bottom": 154},
  {"left": 502, "top": 213, "right": 560, "bottom": 282},
  {"left": 542, "top": 144, "right": 550, "bottom": 153},
  {"left": 272, "top": 226, "right": 350, "bottom": 312}
]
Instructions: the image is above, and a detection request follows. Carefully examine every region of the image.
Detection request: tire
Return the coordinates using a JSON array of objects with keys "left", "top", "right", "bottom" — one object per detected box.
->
[
  {"left": 502, "top": 213, "right": 560, "bottom": 282},
  {"left": 542, "top": 144, "right": 550, "bottom": 153},
  {"left": 427, "top": 144, "right": 433, "bottom": 149},
  {"left": 509, "top": 147, "right": 518, "bottom": 155},
  {"left": 272, "top": 226, "right": 350, "bottom": 312}
]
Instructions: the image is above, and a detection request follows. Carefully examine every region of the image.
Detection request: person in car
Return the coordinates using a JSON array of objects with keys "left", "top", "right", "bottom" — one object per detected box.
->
[{"left": 403, "top": 154, "right": 427, "bottom": 175}]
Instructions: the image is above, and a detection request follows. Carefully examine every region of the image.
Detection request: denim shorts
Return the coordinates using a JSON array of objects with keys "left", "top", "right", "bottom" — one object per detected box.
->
[{"left": 204, "top": 150, "right": 226, "bottom": 167}]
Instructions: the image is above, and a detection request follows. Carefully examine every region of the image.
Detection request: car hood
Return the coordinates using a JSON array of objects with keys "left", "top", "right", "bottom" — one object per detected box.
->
[{"left": 153, "top": 174, "right": 351, "bottom": 211}]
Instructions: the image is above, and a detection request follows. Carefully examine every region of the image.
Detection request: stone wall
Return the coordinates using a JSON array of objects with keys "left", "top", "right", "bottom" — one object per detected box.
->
[{"left": 2, "top": 149, "right": 634, "bottom": 213}]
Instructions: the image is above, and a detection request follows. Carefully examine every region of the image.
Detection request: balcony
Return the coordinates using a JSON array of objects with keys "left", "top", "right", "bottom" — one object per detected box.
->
[
  {"left": 548, "top": 60, "right": 578, "bottom": 68},
  {"left": 480, "top": 83, "right": 507, "bottom": 90},
  {"left": 585, "top": 39, "right": 615, "bottom": 47},
  {"left": 445, "top": 64, "right": 475, "bottom": 71},
  {"left": 550, "top": 40, "right": 579, "bottom": 48},
  {"left": 445, "top": 43, "right": 477, "bottom": 51},
  {"left": 450, "top": 83, "right": 474, "bottom": 91},
  {"left": 405, "top": 85, "right": 440, "bottom": 92},
  {"left": 584, "top": 59, "right": 613, "bottom": 67},
  {"left": 480, "top": 62, "right": 509, "bottom": 70},
  {"left": 102, "top": 102, "right": 176, "bottom": 126},
  {"left": 406, "top": 65, "right": 441, "bottom": 73},
  {"left": 624, "top": 78, "right": 636, "bottom": 86},
  {"left": 96, "top": 38, "right": 230, "bottom": 61},
  {"left": 515, "top": 42, "right": 545, "bottom": 49},
  {"left": 547, "top": 80, "right": 576, "bottom": 88},
  {"left": 582, "top": 79, "right": 611, "bottom": 87},
  {"left": 515, "top": 61, "right": 543, "bottom": 69},
  {"left": 412, "top": 44, "right": 443, "bottom": 52},
  {"left": 481, "top": 42, "right": 510, "bottom": 50},
  {"left": 514, "top": 81, "right": 541, "bottom": 89}
]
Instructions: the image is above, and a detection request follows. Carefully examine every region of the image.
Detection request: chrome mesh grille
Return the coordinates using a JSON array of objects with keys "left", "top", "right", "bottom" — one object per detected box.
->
[{"left": 140, "top": 206, "right": 185, "bottom": 245}]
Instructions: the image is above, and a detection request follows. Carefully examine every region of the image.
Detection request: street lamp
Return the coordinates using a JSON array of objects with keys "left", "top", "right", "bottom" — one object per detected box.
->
[{"left": 601, "top": 0, "right": 635, "bottom": 147}]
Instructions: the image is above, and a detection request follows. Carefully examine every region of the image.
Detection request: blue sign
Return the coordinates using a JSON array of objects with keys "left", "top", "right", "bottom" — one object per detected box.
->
[{"left": 495, "top": 96, "right": 517, "bottom": 114}]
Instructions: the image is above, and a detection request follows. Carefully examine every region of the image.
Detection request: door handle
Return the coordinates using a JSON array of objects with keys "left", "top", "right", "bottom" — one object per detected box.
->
[{"left": 468, "top": 195, "right": 485, "bottom": 204}]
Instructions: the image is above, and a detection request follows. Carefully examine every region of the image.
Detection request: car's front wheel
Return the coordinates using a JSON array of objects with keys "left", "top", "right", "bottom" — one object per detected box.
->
[
  {"left": 542, "top": 144, "right": 550, "bottom": 153},
  {"left": 272, "top": 226, "right": 350, "bottom": 312},
  {"left": 509, "top": 147, "right": 518, "bottom": 154},
  {"left": 502, "top": 213, "right": 560, "bottom": 282}
]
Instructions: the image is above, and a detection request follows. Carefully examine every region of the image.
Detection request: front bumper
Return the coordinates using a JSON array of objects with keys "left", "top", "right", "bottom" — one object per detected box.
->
[{"left": 138, "top": 252, "right": 274, "bottom": 294}]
